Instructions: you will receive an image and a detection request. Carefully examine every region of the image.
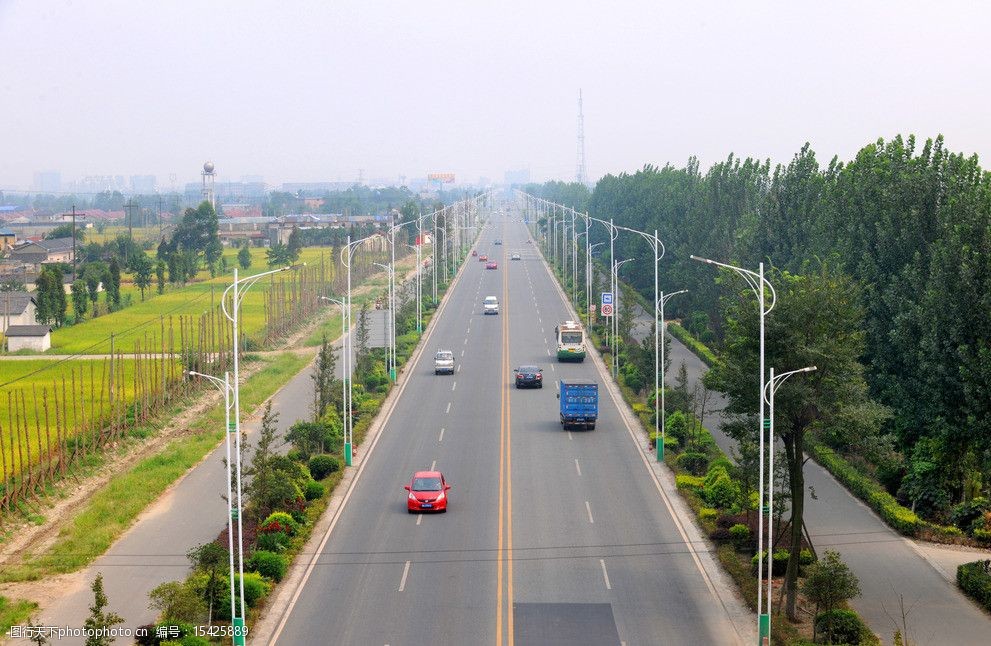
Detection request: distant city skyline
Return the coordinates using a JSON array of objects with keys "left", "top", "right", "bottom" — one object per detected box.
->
[{"left": 2, "top": 2, "right": 989, "bottom": 192}]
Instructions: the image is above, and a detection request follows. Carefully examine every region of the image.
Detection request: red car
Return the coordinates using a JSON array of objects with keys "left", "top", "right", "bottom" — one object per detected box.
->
[
  {"left": 405, "top": 471, "right": 450, "bottom": 513},
  {"left": 479, "top": 254, "right": 488, "bottom": 262},
  {"left": 472, "top": 250, "right": 478, "bottom": 257},
  {"left": 486, "top": 261, "right": 498, "bottom": 270}
]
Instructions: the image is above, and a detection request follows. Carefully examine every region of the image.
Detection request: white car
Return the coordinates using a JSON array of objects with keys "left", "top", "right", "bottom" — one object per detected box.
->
[
  {"left": 434, "top": 350, "right": 455, "bottom": 374},
  {"left": 483, "top": 296, "right": 499, "bottom": 315},
  {"left": 511, "top": 253, "right": 521, "bottom": 260}
]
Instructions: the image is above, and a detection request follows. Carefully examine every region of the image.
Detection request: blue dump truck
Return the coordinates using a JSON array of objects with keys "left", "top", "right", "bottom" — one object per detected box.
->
[{"left": 558, "top": 379, "right": 599, "bottom": 430}]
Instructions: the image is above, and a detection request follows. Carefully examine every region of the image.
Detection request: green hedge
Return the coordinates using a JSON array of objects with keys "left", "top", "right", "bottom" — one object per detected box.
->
[
  {"left": 957, "top": 560, "right": 991, "bottom": 611},
  {"left": 807, "top": 442, "right": 922, "bottom": 536},
  {"left": 668, "top": 322, "right": 719, "bottom": 367}
]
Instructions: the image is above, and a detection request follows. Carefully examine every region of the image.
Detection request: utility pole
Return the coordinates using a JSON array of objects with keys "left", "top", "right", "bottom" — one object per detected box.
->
[
  {"left": 123, "top": 198, "right": 136, "bottom": 264},
  {"left": 71, "top": 205, "right": 77, "bottom": 282}
]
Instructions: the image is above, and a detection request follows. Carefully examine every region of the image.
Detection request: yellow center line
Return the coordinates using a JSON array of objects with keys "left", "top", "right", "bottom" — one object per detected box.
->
[
  {"left": 496, "top": 233, "right": 506, "bottom": 646},
  {"left": 504, "top": 229, "right": 515, "bottom": 646}
]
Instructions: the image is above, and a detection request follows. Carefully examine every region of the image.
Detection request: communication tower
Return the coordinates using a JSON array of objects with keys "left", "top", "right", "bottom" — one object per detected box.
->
[{"left": 576, "top": 90, "right": 587, "bottom": 186}]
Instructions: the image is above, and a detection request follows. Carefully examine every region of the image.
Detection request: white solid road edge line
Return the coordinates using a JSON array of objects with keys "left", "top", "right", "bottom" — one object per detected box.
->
[
  {"left": 258, "top": 242, "right": 474, "bottom": 646},
  {"left": 533, "top": 230, "right": 749, "bottom": 646}
]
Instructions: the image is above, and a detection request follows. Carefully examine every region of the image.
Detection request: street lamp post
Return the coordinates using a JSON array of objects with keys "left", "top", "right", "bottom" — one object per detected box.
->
[
  {"left": 691, "top": 255, "right": 776, "bottom": 645},
  {"left": 220, "top": 264, "right": 297, "bottom": 645},
  {"left": 186, "top": 370, "right": 238, "bottom": 637},
  {"left": 612, "top": 258, "right": 634, "bottom": 378},
  {"left": 657, "top": 289, "right": 688, "bottom": 461},
  {"left": 372, "top": 261, "right": 395, "bottom": 381},
  {"left": 763, "top": 365, "right": 816, "bottom": 624},
  {"left": 587, "top": 241, "right": 604, "bottom": 325}
]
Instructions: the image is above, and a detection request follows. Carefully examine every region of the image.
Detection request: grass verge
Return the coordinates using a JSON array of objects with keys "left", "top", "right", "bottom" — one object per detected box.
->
[{"left": 0, "top": 595, "right": 37, "bottom": 636}]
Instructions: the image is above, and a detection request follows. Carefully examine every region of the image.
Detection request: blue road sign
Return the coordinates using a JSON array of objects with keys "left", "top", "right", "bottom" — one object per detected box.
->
[{"left": 601, "top": 292, "right": 613, "bottom": 305}]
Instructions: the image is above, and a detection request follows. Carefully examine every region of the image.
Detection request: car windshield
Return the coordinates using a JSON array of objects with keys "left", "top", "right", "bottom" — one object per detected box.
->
[
  {"left": 484, "top": 297, "right": 498, "bottom": 304},
  {"left": 519, "top": 366, "right": 539, "bottom": 373},
  {"left": 561, "top": 332, "right": 583, "bottom": 344},
  {"left": 435, "top": 352, "right": 452, "bottom": 360},
  {"left": 412, "top": 477, "right": 442, "bottom": 491}
]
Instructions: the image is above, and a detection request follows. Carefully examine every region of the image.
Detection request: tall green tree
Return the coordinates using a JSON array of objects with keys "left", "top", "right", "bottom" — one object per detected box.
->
[
  {"left": 238, "top": 242, "right": 252, "bottom": 269},
  {"left": 106, "top": 257, "right": 121, "bottom": 310},
  {"left": 133, "top": 254, "right": 152, "bottom": 301},
  {"left": 155, "top": 259, "right": 166, "bottom": 295},
  {"left": 286, "top": 226, "right": 303, "bottom": 262},
  {"left": 71, "top": 279, "right": 88, "bottom": 320},
  {"left": 46, "top": 223, "right": 84, "bottom": 242},
  {"left": 706, "top": 264, "right": 888, "bottom": 619},
  {"left": 83, "top": 573, "right": 124, "bottom": 646}
]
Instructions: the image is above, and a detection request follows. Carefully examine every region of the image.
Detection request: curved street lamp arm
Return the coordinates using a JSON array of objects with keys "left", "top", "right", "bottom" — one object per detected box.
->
[
  {"left": 762, "top": 366, "right": 817, "bottom": 405},
  {"left": 689, "top": 254, "right": 777, "bottom": 314}
]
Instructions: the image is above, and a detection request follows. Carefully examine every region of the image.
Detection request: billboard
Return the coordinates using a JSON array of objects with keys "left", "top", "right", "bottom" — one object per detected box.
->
[{"left": 427, "top": 173, "right": 455, "bottom": 183}]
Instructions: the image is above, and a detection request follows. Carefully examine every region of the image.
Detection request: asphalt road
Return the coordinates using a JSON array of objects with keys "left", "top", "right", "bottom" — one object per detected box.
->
[
  {"left": 21, "top": 310, "right": 395, "bottom": 644},
  {"left": 624, "top": 282, "right": 991, "bottom": 645},
  {"left": 272, "top": 209, "right": 743, "bottom": 645}
]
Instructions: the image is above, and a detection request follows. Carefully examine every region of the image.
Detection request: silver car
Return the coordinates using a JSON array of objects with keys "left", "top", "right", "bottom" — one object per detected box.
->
[
  {"left": 434, "top": 350, "right": 455, "bottom": 375},
  {"left": 483, "top": 296, "right": 499, "bottom": 315}
]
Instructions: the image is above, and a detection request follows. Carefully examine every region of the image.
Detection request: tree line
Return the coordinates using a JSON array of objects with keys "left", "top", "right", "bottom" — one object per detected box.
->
[{"left": 532, "top": 133, "right": 991, "bottom": 527}]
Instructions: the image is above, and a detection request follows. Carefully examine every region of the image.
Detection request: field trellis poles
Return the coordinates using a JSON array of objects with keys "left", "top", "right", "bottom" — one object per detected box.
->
[{"left": 0, "top": 255, "right": 345, "bottom": 519}]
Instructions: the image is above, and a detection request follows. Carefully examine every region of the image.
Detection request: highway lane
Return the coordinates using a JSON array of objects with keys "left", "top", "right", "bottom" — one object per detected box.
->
[{"left": 274, "top": 206, "right": 743, "bottom": 645}]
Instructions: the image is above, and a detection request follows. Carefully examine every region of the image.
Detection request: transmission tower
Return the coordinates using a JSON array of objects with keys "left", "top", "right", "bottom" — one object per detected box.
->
[{"left": 576, "top": 89, "right": 587, "bottom": 186}]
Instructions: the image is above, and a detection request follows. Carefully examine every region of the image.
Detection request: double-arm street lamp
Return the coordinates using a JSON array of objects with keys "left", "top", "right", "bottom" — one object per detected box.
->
[
  {"left": 656, "top": 289, "right": 688, "bottom": 461},
  {"left": 611, "top": 257, "right": 634, "bottom": 377},
  {"left": 219, "top": 264, "right": 298, "bottom": 644},
  {"left": 691, "top": 254, "right": 776, "bottom": 645},
  {"left": 372, "top": 261, "right": 396, "bottom": 381},
  {"left": 186, "top": 369, "right": 239, "bottom": 642},
  {"left": 763, "top": 364, "right": 816, "bottom": 628}
]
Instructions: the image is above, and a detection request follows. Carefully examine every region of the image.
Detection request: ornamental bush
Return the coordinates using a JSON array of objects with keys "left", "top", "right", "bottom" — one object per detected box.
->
[
  {"left": 814, "top": 609, "right": 866, "bottom": 645},
  {"left": 729, "top": 523, "right": 750, "bottom": 550},
  {"left": 309, "top": 454, "right": 341, "bottom": 480},
  {"left": 751, "top": 550, "right": 790, "bottom": 576},
  {"left": 257, "top": 531, "right": 289, "bottom": 553},
  {"left": 956, "top": 560, "right": 991, "bottom": 611},
  {"left": 703, "top": 472, "right": 740, "bottom": 509},
  {"left": 248, "top": 550, "right": 288, "bottom": 582},
  {"left": 218, "top": 572, "right": 270, "bottom": 618},
  {"left": 675, "top": 474, "right": 704, "bottom": 490},
  {"left": 676, "top": 451, "right": 709, "bottom": 475},
  {"left": 304, "top": 479, "right": 325, "bottom": 501},
  {"left": 261, "top": 511, "right": 301, "bottom": 536}
]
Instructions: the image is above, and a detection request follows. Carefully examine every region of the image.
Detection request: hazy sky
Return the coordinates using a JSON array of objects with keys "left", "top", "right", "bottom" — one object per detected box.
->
[{"left": 2, "top": 1, "right": 989, "bottom": 190}]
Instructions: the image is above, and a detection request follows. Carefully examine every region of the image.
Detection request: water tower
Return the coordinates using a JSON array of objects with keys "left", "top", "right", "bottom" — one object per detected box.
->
[{"left": 201, "top": 161, "right": 216, "bottom": 209}]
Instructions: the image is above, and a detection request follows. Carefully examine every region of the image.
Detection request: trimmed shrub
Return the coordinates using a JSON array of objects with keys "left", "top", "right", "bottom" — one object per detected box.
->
[
  {"left": 248, "top": 550, "right": 288, "bottom": 582},
  {"left": 676, "top": 451, "right": 709, "bottom": 475},
  {"left": 665, "top": 411, "right": 690, "bottom": 446},
  {"left": 703, "top": 472, "right": 740, "bottom": 509},
  {"left": 304, "top": 479, "right": 325, "bottom": 501},
  {"left": 729, "top": 523, "right": 750, "bottom": 550},
  {"left": 215, "top": 572, "right": 271, "bottom": 619},
  {"left": 800, "top": 549, "right": 815, "bottom": 567},
  {"left": 956, "top": 560, "right": 991, "bottom": 611},
  {"left": 973, "top": 528, "right": 991, "bottom": 544},
  {"left": 814, "top": 609, "right": 866, "bottom": 645},
  {"left": 752, "top": 550, "right": 790, "bottom": 576},
  {"left": 257, "top": 530, "right": 289, "bottom": 553},
  {"left": 703, "top": 464, "right": 728, "bottom": 489},
  {"left": 699, "top": 507, "right": 717, "bottom": 521},
  {"left": 950, "top": 497, "right": 990, "bottom": 532},
  {"left": 309, "top": 454, "right": 341, "bottom": 480},
  {"left": 675, "top": 474, "right": 704, "bottom": 490},
  {"left": 261, "top": 511, "right": 301, "bottom": 536}
]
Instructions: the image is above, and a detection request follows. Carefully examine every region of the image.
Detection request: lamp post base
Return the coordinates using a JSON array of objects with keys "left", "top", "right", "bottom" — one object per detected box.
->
[
  {"left": 344, "top": 442, "right": 353, "bottom": 467},
  {"left": 759, "top": 613, "right": 770, "bottom": 645},
  {"left": 233, "top": 617, "right": 246, "bottom": 646},
  {"left": 656, "top": 440, "right": 664, "bottom": 462},
  {"left": 389, "top": 367, "right": 397, "bottom": 381}
]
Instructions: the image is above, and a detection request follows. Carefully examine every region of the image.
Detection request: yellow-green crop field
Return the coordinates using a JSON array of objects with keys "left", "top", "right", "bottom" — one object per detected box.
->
[
  {"left": 0, "top": 358, "right": 157, "bottom": 477},
  {"left": 51, "top": 247, "right": 334, "bottom": 354}
]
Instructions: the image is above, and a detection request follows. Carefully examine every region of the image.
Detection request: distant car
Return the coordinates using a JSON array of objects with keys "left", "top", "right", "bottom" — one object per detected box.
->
[
  {"left": 483, "top": 296, "right": 499, "bottom": 314},
  {"left": 514, "top": 365, "right": 543, "bottom": 388},
  {"left": 494, "top": 239, "right": 502, "bottom": 245},
  {"left": 434, "top": 350, "right": 454, "bottom": 375},
  {"left": 486, "top": 261, "right": 498, "bottom": 270},
  {"left": 472, "top": 249, "right": 478, "bottom": 257},
  {"left": 479, "top": 254, "right": 488, "bottom": 262},
  {"left": 511, "top": 253, "right": 521, "bottom": 260},
  {"left": 405, "top": 471, "right": 450, "bottom": 513}
]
